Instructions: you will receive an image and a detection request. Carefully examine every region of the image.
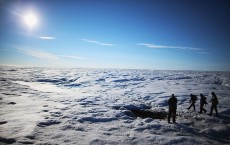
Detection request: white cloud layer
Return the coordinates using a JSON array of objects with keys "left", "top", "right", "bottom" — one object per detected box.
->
[
  {"left": 137, "top": 43, "right": 203, "bottom": 51},
  {"left": 39, "top": 37, "right": 56, "bottom": 40},
  {"left": 81, "top": 39, "right": 114, "bottom": 46}
]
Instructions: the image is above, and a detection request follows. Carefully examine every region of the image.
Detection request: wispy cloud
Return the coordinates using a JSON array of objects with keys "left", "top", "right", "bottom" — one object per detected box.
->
[
  {"left": 58, "top": 55, "right": 88, "bottom": 60},
  {"left": 137, "top": 43, "right": 203, "bottom": 51},
  {"left": 81, "top": 39, "right": 114, "bottom": 46},
  {"left": 39, "top": 36, "right": 56, "bottom": 40},
  {"left": 16, "top": 47, "right": 59, "bottom": 60},
  {"left": 16, "top": 47, "right": 88, "bottom": 60}
]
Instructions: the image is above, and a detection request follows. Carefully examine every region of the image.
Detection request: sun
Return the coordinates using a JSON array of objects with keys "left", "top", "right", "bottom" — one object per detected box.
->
[{"left": 23, "top": 12, "right": 38, "bottom": 28}]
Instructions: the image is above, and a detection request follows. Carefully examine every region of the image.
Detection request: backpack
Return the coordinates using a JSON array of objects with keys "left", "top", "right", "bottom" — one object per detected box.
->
[
  {"left": 192, "top": 95, "right": 197, "bottom": 101},
  {"left": 215, "top": 98, "right": 219, "bottom": 105}
]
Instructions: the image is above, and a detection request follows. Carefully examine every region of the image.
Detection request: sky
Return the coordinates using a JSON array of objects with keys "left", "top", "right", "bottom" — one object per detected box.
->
[{"left": 0, "top": 0, "right": 230, "bottom": 71}]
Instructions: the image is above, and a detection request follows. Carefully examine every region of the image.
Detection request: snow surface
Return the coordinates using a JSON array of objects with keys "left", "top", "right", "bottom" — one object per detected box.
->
[{"left": 0, "top": 67, "right": 230, "bottom": 145}]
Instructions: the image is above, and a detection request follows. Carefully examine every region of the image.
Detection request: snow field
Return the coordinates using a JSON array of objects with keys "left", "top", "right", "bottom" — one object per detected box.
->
[{"left": 0, "top": 67, "right": 229, "bottom": 144}]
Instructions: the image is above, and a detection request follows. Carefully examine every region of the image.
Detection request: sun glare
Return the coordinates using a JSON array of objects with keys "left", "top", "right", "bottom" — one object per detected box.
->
[{"left": 23, "top": 12, "right": 38, "bottom": 28}]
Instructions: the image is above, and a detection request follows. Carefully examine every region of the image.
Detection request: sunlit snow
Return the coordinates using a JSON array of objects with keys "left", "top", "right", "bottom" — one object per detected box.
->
[{"left": 0, "top": 67, "right": 229, "bottom": 144}]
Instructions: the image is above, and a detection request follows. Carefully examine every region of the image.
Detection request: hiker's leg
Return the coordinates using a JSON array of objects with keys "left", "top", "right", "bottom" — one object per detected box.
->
[
  {"left": 203, "top": 107, "right": 207, "bottom": 113},
  {"left": 209, "top": 106, "right": 213, "bottom": 115},
  {"left": 193, "top": 103, "right": 195, "bottom": 111},
  {"left": 172, "top": 109, "right": 176, "bottom": 123},
  {"left": 199, "top": 104, "right": 202, "bottom": 113},
  {"left": 168, "top": 110, "right": 172, "bottom": 123},
  {"left": 214, "top": 106, "right": 218, "bottom": 116},
  {"left": 188, "top": 104, "right": 192, "bottom": 110}
]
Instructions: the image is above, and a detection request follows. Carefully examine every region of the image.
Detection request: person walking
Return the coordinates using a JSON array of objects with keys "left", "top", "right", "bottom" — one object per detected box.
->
[
  {"left": 168, "top": 94, "right": 177, "bottom": 123},
  {"left": 187, "top": 94, "right": 197, "bottom": 111},
  {"left": 208, "top": 92, "right": 219, "bottom": 116},
  {"left": 199, "top": 94, "right": 207, "bottom": 114}
]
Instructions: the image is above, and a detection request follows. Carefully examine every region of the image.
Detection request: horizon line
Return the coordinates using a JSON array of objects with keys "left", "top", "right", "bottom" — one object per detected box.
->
[{"left": 0, "top": 64, "right": 228, "bottom": 72}]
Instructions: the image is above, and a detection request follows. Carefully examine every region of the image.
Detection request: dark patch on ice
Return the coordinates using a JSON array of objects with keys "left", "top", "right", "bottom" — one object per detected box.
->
[
  {"left": 0, "top": 121, "right": 7, "bottom": 125},
  {"left": 113, "top": 78, "right": 145, "bottom": 83},
  {"left": 89, "top": 139, "right": 106, "bottom": 145},
  {"left": 130, "top": 109, "right": 167, "bottom": 119},
  {"left": 131, "top": 78, "right": 145, "bottom": 81},
  {"left": 0, "top": 78, "right": 7, "bottom": 81},
  {"left": 64, "top": 83, "right": 81, "bottom": 87},
  {"left": 114, "top": 84, "right": 128, "bottom": 88},
  {"left": 50, "top": 111, "right": 62, "bottom": 117},
  {"left": 76, "top": 98, "right": 87, "bottom": 102},
  {"left": 42, "top": 109, "right": 49, "bottom": 112},
  {"left": 111, "top": 104, "right": 151, "bottom": 111},
  {"left": 19, "top": 140, "right": 34, "bottom": 144},
  {"left": 112, "top": 104, "right": 167, "bottom": 119},
  {"left": 37, "top": 79, "right": 60, "bottom": 83},
  {"left": 213, "top": 79, "right": 222, "bottom": 85},
  {"left": 170, "top": 76, "right": 192, "bottom": 80},
  {"left": 121, "top": 110, "right": 136, "bottom": 118},
  {"left": 123, "top": 104, "right": 151, "bottom": 110},
  {"left": 0, "top": 137, "right": 17, "bottom": 144},
  {"left": 78, "top": 117, "right": 117, "bottom": 123},
  {"left": 37, "top": 119, "right": 61, "bottom": 127},
  {"left": 8, "top": 102, "right": 16, "bottom": 105},
  {"left": 96, "top": 78, "right": 105, "bottom": 82},
  {"left": 44, "top": 116, "right": 49, "bottom": 119},
  {"left": 37, "top": 78, "right": 66, "bottom": 83},
  {"left": 157, "top": 99, "right": 168, "bottom": 107},
  {"left": 143, "top": 95, "right": 151, "bottom": 100},
  {"left": 75, "top": 127, "right": 85, "bottom": 131},
  {"left": 25, "top": 135, "right": 35, "bottom": 140},
  {"left": 2, "top": 93, "right": 18, "bottom": 96},
  {"left": 106, "top": 127, "right": 120, "bottom": 131},
  {"left": 113, "top": 79, "right": 130, "bottom": 83},
  {"left": 89, "top": 139, "right": 117, "bottom": 145},
  {"left": 7, "top": 69, "right": 17, "bottom": 72},
  {"left": 61, "top": 125, "right": 75, "bottom": 130}
]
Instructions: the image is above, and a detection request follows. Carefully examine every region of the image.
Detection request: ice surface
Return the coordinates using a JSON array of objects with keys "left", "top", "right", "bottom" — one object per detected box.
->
[{"left": 0, "top": 67, "right": 230, "bottom": 144}]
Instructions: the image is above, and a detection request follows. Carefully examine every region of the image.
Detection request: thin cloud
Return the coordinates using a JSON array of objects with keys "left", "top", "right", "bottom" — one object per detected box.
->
[
  {"left": 16, "top": 47, "right": 59, "bottom": 60},
  {"left": 81, "top": 39, "right": 114, "bottom": 46},
  {"left": 39, "top": 36, "right": 56, "bottom": 40},
  {"left": 58, "top": 55, "right": 88, "bottom": 60},
  {"left": 137, "top": 43, "right": 203, "bottom": 51},
  {"left": 16, "top": 47, "right": 88, "bottom": 61}
]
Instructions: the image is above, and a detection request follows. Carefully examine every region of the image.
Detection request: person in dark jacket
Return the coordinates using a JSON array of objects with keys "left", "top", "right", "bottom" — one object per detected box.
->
[
  {"left": 199, "top": 94, "right": 207, "bottom": 114},
  {"left": 168, "top": 94, "right": 177, "bottom": 123},
  {"left": 208, "top": 92, "right": 219, "bottom": 116},
  {"left": 187, "top": 94, "right": 197, "bottom": 111}
]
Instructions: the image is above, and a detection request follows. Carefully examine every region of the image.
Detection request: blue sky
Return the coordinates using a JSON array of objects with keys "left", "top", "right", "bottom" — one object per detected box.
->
[{"left": 0, "top": 0, "right": 229, "bottom": 71}]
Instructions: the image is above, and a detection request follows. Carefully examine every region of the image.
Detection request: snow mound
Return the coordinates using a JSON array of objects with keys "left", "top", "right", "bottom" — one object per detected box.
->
[
  {"left": 200, "top": 124, "right": 230, "bottom": 139},
  {"left": 37, "top": 119, "right": 61, "bottom": 127}
]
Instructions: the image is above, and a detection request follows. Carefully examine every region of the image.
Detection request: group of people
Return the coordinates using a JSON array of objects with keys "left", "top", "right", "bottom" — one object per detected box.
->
[{"left": 167, "top": 92, "right": 219, "bottom": 123}]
